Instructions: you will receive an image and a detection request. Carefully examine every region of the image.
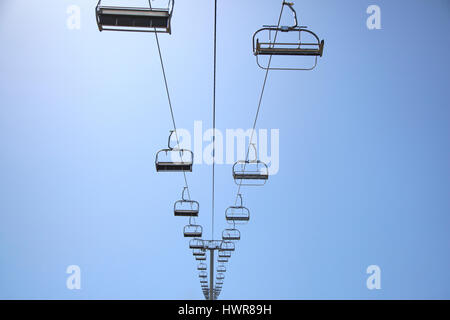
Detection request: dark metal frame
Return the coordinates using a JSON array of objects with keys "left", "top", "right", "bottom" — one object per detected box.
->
[
  {"left": 222, "top": 228, "right": 241, "bottom": 241},
  {"left": 174, "top": 187, "right": 200, "bottom": 217},
  {"left": 184, "top": 224, "right": 203, "bottom": 238},
  {"left": 225, "top": 194, "right": 250, "bottom": 224},
  {"left": 232, "top": 144, "right": 269, "bottom": 186},
  {"left": 156, "top": 131, "right": 194, "bottom": 172},
  {"left": 96, "top": 0, "right": 174, "bottom": 34},
  {"left": 252, "top": 1, "right": 324, "bottom": 71}
]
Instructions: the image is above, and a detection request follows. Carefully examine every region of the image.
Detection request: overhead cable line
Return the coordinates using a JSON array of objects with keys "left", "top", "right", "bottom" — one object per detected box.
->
[
  {"left": 149, "top": 0, "right": 193, "bottom": 202},
  {"left": 233, "top": 1, "right": 285, "bottom": 205},
  {"left": 211, "top": 0, "right": 218, "bottom": 240}
]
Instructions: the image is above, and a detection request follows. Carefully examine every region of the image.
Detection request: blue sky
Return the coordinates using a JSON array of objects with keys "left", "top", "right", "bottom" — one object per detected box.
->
[{"left": 0, "top": 0, "right": 449, "bottom": 299}]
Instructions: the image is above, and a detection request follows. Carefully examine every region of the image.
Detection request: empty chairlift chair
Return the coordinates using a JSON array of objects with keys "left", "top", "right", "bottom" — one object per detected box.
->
[
  {"left": 184, "top": 224, "right": 203, "bottom": 238},
  {"left": 217, "top": 273, "right": 225, "bottom": 280},
  {"left": 218, "top": 250, "right": 231, "bottom": 258},
  {"left": 216, "top": 280, "right": 224, "bottom": 286},
  {"left": 233, "top": 144, "right": 269, "bottom": 186},
  {"left": 217, "top": 265, "right": 226, "bottom": 273},
  {"left": 222, "top": 228, "right": 241, "bottom": 241},
  {"left": 252, "top": 2, "right": 324, "bottom": 70},
  {"left": 217, "top": 256, "right": 228, "bottom": 263},
  {"left": 199, "top": 271, "right": 208, "bottom": 279},
  {"left": 225, "top": 194, "right": 250, "bottom": 224},
  {"left": 220, "top": 241, "right": 235, "bottom": 252},
  {"left": 174, "top": 187, "right": 199, "bottom": 217},
  {"left": 189, "top": 238, "right": 204, "bottom": 250},
  {"left": 197, "top": 263, "right": 207, "bottom": 271},
  {"left": 193, "top": 248, "right": 206, "bottom": 257},
  {"left": 156, "top": 131, "right": 194, "bottom": 172},
  {"left": 96, "top": 0, "right": 174, "bottom": 33},
  {"left": 196, "top": 255, "right": 206, "bottom": 261}
]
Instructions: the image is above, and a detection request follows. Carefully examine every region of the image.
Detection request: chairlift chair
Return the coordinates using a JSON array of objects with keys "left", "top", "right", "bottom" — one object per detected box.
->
[
  {"left": 199, "top": 271, "right": 208, "bottom": 279},
  {"left": 184, "top": 224, "right": 203, "bottom": 238},
  {"left": 222, "top": 228, "right": 241, "bottom": 241},
  {"left": 196, "top": 255, "right": 206, "bottom": 261},
  {"left": 197, "top": 263, "right": 207, "bottom": 271},
  {"left": 218, "top": 256, "right": 228, "bottom": 263},
  {"left": 232, "top": 144, "right": 269, "bottom": 186},
  {"left": 218, "top": 250, "right": 231, "bottom": 258},
  {"left": 96, "top": 0, "right": 174, "bottom": 33},
  {"left": 225, "top": 194, "right": 250, "bottom": 224},
  {"left": 220, "top": 241, "right": 235, "bottom": 252},
  {"left": 193, "top": 248, "right": 206, "bottom": 257},
  {"left": 189, "top": 238, "right": 204, "bottom": 249},
  {"left": 217, "top": 265, "right": 226, "bottom": 273},
  {"left": 216, "top": 273, "right": 225, "bottom": 280},
  {"left": 156, "top": 131, "right": 193, "bottom": 172},
  {"left": 174, "top": 187, "right": 199, "bottom": 217},
  {"left": 252, "top": 1, "right": 324, "bottom": 70},
  {"left": 200, "top": 279, "right": 208, "bottom": 284}
]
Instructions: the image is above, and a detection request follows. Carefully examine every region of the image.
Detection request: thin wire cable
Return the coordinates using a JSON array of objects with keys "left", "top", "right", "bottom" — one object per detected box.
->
[
  {"left": 149, "top": 0, "right": 192, "bottom": 202},
  {"left": 233, "top": 1, "right": 285, "bottom": 205},
  {"left": 211, "top": 0, "right": 218, "bottom": 240}
]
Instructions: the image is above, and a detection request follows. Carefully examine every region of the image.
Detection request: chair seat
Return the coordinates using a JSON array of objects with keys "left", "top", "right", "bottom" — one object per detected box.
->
[
  {"left": 156, "top": 162, "right": 192, "bottom": 172},
  {"left": 226, "top": 216, "right": 250, "bottom": 221},
  {"left": 257, "top": 47, "right": 321, "bottom": 56},
  {"left": 97, "top": 6, "right": 171, "bottom": 33},
  {"left": 175, "top": 209, "right": 198, "bottom": 217},
  {"left": 233, "top": 173, "right": 269, "bottom": 180},
  {"left": 184, "top": 232, "right": 202, "bottom": 237}
]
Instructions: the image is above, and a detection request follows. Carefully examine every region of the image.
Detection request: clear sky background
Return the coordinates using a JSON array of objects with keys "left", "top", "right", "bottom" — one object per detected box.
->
[{"left": 0, "top": 0, "right": 449, "bottom": 299}]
